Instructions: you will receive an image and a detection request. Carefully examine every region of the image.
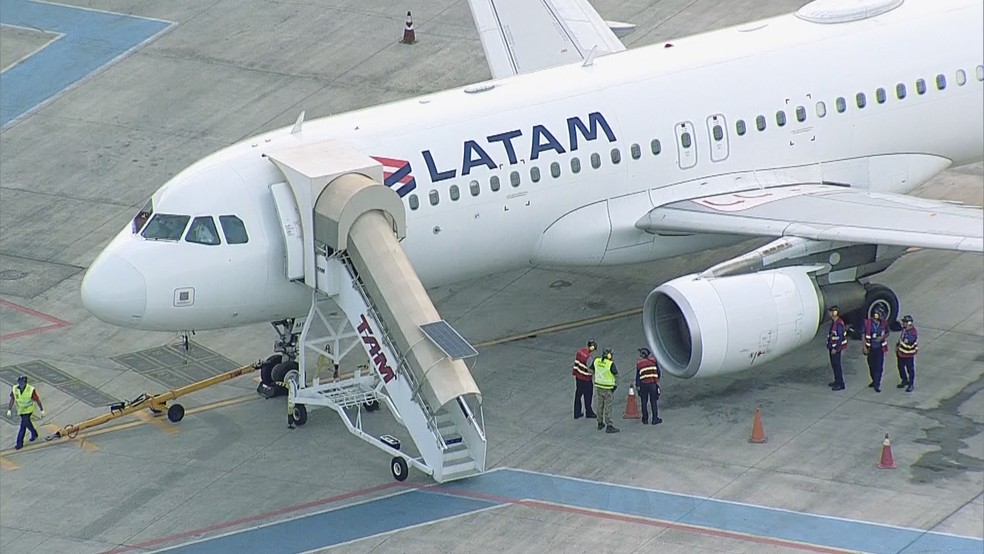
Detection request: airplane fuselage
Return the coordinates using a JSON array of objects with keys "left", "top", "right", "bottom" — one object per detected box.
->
[{"left": 81, "top": 0, "right": 984, "bottom": 331}]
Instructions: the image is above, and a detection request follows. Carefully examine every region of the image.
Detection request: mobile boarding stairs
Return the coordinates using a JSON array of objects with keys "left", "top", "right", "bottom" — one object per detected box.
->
[{"left": 264, "top": 139, "right": 486, "bottom": 483}]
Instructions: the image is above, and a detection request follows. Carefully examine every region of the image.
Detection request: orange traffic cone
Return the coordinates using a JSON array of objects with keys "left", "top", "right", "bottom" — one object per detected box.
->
[
  {"left": 401, "top": 11, "right": 416, "bottom": 44},
  {"left": 748, "top": 407, "right": 767, "bottom": 443},
  {"left": 623, "top": 385, "right": 641, "bottom": 419},
  {"left": 877, "top": 433, "right": 897, "bottom": 469}
]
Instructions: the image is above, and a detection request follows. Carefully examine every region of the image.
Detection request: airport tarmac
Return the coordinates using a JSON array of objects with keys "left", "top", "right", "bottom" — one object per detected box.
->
[{"left": 1, "top": 1, "right": 982, "bottom": 553}]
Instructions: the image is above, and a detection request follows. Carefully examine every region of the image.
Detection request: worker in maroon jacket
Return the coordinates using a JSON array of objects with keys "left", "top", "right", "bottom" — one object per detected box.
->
[{"left": 572, "top": 340, "right": 597, "bottom": 419}]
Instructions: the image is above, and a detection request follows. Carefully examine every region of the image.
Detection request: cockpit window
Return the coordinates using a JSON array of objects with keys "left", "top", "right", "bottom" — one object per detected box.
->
[
  {"left": 219, "top": 215, "right": 249, "bottom": 244},
  {"left": 185, "top": 216, "right": 221, "bottom": 245},
  {"left": 132, "top": 199, "right": 153, "bottom": 234},
  {"left": 141, "top": 214, "right": 190, "bottom": 241}
]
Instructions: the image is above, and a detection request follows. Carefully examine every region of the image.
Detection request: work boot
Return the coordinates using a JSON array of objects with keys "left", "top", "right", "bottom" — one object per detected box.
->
[
  {"left": 906, "top": 385, "right": 914, "bottom": 392},
  {"left": 874, "top": 386, "right": 881, "bottom": 393},
  {"left": 585, "top": 412, "right": 596, "bottom": 419},
  {"left": 605, "top": 425, "right": 620, "bottom": 434},
  {"left": 29, "top": 434, "right": 37, "bottom": 442},
  {"left": 574, "top": 413, "right": 582, "bottom": 419},
  {"left": 868, "top": 382, "right": 875, "bottom": 388},
  {"left": 830, "top": 384, "right": 845, "bottom": 391},
  {"left": 597, "top": 422, "right": 605, "bottom": 431},
  {"left": 897, "top": 381, "right": 908, "bottom": 389},
  {"left": 653, "top": 418, "right": 662, "bottom": 425},
  {"left": 641, "top": 419, "right": 648, "bottom": 425}
]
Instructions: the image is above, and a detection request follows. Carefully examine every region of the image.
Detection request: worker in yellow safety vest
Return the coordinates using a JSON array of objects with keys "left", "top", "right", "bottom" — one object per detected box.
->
[
  {"left": 6, "top": 375, "right": 44, "bottom": 450},
  {"left": 592, "top": 349, "right": 619, "bottom": 434}
]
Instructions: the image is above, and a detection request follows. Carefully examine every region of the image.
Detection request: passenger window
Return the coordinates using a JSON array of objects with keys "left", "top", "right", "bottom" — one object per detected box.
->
[
  {"left": 680, "top": 132, "right": 692, "bottom": 148},
  {"left": 132, "top": 199, "right": 153, "bottom": 234},
  {"left": 856, "top": 92, "right": 866, "bottom": 108},
  {"left": 590, "top": 152, "right": 601, "bottom": 169},
  {"left": 835, "top": 97, "right": 846, "bottom": 113},
  {"left": 490, "top": 175, "right": 500, "bottom": 191},
  {"left": 630, "top": 143, "right": 641, "bottom": 160},
  {"left": 795, "top": 106, "right": 806, "bottom": 122},
  {"left": 550, "top": 161, "right": 561, "bottom": 178},
  {"left": 185, "top": 216, "right": 220, "bottom": 245},
  {"left": 510, "top": 171, "right": 521, "bottom": 187},
  {"left": 956, "top": 69, "right": 967, "bottom": 86},
  {"left": 876, "top": 88, "right": 886, "bottom": 104},
  {"left": 650, "top": 139, "right": 661, "bottom": 155},
  {"left": 408, "top": 194, "right": 419, "bottom": 210},
  {"left": 449, "top": 185, "right": 460, "bottom": 201},
  {"left": 936, "top": 73, "right": 946, "bottom": 90},
  {"left": 571, "top": 157, "right": 581, "bottom": 173},
  {"left": 776, "top": 111, "right": 786, "bottom": 126},
  {"left": 755, "top": 115, "right": 766, "bottom": 131},
  {"left": 916, "top": 79, "right": 926, "bottom": 95},
  {"left": 736, "top": 119, "right": 746, "bottom": 135},
  {"left": 712, "top": 125, "right": 724, "bottom": 141},
  {"left": 977, "top": 65, "right": 984, "bottom": 81},
  {"left": 142, "top": 214, "right": 190, "bottom": 241},
  {"left": 815, "top": 101, "right": 827, "bottom": 118},
  {"left": 218, "top": 215, "right": 248, "bottom": 244},
  {"left": 610, "top": 148, "right": 621, "bottom": 164},
  {"left": 896, "top": 83, "right": 906, "bottom": 99},
  {"left": 469, "top": 180, "right": 480, "bottom": 197},
  {"left": 429, "top": 190, "right": 440, "bottom": 206},
  {"left": 530, "top": 166, "right": 541, "bottom": 182}
]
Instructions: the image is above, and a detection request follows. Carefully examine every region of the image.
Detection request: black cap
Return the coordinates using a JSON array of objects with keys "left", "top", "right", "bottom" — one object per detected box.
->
[{"left": 829, "top": 305, "right": 839, "bottom": 312}]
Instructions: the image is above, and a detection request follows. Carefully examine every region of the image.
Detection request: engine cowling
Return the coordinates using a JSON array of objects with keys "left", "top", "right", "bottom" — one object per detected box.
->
[{"left": 643, "top": 267, "right": 822, "bottom": 379}]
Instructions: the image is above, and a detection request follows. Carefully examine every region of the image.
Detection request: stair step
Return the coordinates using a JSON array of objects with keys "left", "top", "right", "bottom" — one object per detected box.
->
[
  {"left": 443, "top": 448, "right": 473, "bottom": 462},
  {"left": 442, "top": 460, "right": 477, "bottom": 476}
]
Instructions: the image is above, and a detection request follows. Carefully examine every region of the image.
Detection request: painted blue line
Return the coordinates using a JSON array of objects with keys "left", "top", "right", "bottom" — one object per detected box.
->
[
  {"left": 153, "top": 489, "right": 500, "bottom": 554},
  {"left": 444, "top": 469, "right": 983, "bottom": 554},
  {"left": 0, "top": 0, "right": 172, "bottom": 127}
]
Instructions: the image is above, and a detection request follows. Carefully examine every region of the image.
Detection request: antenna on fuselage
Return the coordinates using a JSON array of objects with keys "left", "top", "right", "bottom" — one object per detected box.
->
[{"left": 291, "top": 110, "right": 306, "bottom": 135}]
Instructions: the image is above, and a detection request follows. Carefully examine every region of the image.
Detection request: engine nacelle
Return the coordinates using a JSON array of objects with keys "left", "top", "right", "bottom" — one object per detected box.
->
[{"left": 643, "top": 267, "right": 823, "bottom": 379}]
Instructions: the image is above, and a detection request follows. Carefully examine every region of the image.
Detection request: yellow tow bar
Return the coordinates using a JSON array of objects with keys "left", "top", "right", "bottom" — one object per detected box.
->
[{"left": 44, "top": 362, "right": 260, "bottom": 441}]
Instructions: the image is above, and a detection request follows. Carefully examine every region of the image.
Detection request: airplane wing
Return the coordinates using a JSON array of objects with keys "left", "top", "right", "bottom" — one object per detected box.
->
[
  {"left": 466, "top": 0, "right": 626, "bottom": 79},
  {"left": 636, "top": 184, "right": 984, "bottom": 252}
]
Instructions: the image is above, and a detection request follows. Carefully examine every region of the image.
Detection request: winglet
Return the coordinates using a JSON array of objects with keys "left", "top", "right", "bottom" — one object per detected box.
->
[{"left": 291, "top": 110, "right": 306, "bottom": 135}]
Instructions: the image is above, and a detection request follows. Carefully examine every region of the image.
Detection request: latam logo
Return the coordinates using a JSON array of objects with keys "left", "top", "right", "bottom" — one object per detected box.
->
[
  {"left": 357, "top": 313, "right": 396, "bottom": 383},
  {"left": 371, "top": 156, "right": 417, "bottom": 197},
  {"left": 421, "top": 111, "right": 616, "bottom": 183}
]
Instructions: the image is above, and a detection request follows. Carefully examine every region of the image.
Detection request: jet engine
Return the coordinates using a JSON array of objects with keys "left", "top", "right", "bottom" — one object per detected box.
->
[{"left": 642, "top": 267, "right": 823, "bottom": 379}]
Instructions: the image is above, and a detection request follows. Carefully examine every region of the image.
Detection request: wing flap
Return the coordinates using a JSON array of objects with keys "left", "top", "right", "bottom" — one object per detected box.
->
[
  {"left": 637, "top": 184, "right": 983, "bottom": 252},
  {"left": 467, "top": 0, "right": 625, "bottom": 79}
]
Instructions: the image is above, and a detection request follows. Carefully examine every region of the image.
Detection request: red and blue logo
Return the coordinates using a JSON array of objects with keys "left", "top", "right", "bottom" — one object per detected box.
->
[{"left": 371, "top": 156, "right": 417, "bottom": 197}]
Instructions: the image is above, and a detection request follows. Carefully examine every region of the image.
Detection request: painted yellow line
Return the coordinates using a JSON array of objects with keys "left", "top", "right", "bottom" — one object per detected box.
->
[
  {"left": 134, "top": 410, "right": 180, "bottom": 434},
  {"left": 0, "top": 394, "right": 258, "bottom": 457},
  {"left": 0, "top": 455, "right": 19, "bottom": 471},
  {"left": 472, "top": 307, "right": 643, "bottom": 349}
]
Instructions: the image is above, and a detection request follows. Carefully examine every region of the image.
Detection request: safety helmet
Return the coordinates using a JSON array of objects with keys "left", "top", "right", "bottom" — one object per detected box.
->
[
  {"left": 587, "top": 340, "right": 597, "bottom": 351},
  {"left": 901, "top": 314, "right": 914, "bottom": 324},
  {"left": 602, "top": 348, "right": 613, "bottom": 360},
  {"left": 638, "top": 347, "right": 651, "bottom": 358}
]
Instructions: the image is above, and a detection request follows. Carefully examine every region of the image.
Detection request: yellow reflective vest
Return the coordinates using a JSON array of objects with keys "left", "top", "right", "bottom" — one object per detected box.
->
[
  {"left": 594, "top": 359, "right": 615, "bottom": 389},
  {"left": 12, "top": 384, "right": 36, "bottom": 415}
]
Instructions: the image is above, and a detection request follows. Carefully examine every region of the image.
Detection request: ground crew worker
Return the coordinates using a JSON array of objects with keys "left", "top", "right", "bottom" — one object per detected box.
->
[
  {"left": 896, "top": 314, "right": 918, "bottom": 392},
  {"left": 592, "top": 348, "right": 619, "bottom": 433},
  {"left": 635, "top": 348, "right": 661, "bottom": 425},
  {"left": 572, "top": 340, "right": 597, "bottom": 419},
  {"left": 826, "top": 306, "right": 848, "bottom": 391},
  {"left": 6, "top": 375, "right": 44, "bottom": 450},
  {"left": 863, "top": 308, "right": 889, "bottom": 392}
]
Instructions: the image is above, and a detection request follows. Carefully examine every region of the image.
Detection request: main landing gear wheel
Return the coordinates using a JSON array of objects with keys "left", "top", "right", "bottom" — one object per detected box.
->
[
  {"left": 391, "top": 456, "right": 409, "bottom": 481},
  {"left": 291, "top": 404, "right": 308, "bottom": 426},
  {"left": 167, "top": 404, "right": 185, "bottom": 423},
  {"left": 864, "top": 284, "right": 901, "bottom": 331}
]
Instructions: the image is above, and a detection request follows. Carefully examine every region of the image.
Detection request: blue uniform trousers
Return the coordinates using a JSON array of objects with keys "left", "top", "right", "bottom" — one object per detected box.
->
[
  {"left": 897, "top": 356, "right": 915, "bottom": 386},
  {"left": 867, "top": 349, "right": 885, "bottom": 388},
  {"left": 16, "top": 414, "right": 38, "bottom": 448},
  {"left": 829, "top": 351, "right": 844, "bottom": 387}
]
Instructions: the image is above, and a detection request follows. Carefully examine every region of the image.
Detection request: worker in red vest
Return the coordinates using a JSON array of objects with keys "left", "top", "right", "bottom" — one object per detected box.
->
[
  {"left": 572, "top": 340, "right": 597, "bottom": 419},
  {"left": 635, "top": 348, "right": 662, "bottom": 425},
  {"left": 863, "top": 308, "right": 890, "bottom": 392},
  {"left": 895, "top": 315, "right": 918, "bottom": 392}
]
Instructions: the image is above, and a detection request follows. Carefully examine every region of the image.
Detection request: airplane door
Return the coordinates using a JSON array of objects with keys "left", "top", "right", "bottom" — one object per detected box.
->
[
  {"left": 706, "top": 114, "right": 729, "bottom": 162},
  {"left": 269, "top": 182, "right": 304, "bottom": 281},
  {"left": 674, "top": 121, "right": 697, "bottom": 169}
]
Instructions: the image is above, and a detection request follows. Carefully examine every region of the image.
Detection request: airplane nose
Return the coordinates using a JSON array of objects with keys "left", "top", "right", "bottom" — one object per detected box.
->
[{"left": 81, "top": 254, "right": 147, "bottom": 326}]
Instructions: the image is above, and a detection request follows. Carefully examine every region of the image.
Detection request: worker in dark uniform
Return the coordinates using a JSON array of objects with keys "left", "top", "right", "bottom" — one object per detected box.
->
[
  {"left": 863, "top": 308, "right": 889, "bottom": 392},
  {"left": 6, "top": 375, "right": 44, "bottom": 450},
  {"left": 826, "top": 306, "right": 848, "bottom": 390},
  {"left": 635, "top": 348, "right": 661, "bottom": 425},
  {"left": 572, "top": 340, "right": 597, "bottom": 419},
  {"left": 895, "top": 315, "right": 918, "bottom": 392},
  {"left": 592, "top": 349, "right": 619, "bottom": 433}
]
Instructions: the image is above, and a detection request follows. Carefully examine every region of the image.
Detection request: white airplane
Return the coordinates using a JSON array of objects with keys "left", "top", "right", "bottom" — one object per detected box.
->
[{"left": 81, "top": 0, "right": 983, "bottom": 381}]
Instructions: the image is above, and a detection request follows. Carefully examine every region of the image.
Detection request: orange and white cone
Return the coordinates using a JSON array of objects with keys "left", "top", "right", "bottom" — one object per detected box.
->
[
  {"left": 623, "top": 385, "right": 641, "bottom": 419},
  {"left": 748, "top": 407, "right": 767, "bottom": 443},
  {"left": 877, "top": 433, "right": 897, "bottom": 469},
  {"left": 401, "top": 11, "right": 416, "bottom": 44}
]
